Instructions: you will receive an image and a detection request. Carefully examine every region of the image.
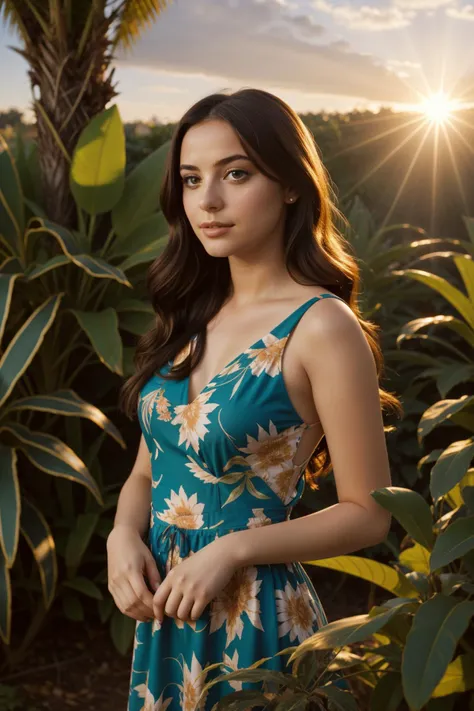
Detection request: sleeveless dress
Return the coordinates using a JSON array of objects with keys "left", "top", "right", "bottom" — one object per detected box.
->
[{"left": 128, "top": 293, "right": 346, "bottom": 711}]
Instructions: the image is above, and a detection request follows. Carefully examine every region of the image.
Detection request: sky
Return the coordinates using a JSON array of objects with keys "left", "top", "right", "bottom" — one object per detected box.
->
[{"left": 1, "top": 0, "right": 473, "bottom": 123}]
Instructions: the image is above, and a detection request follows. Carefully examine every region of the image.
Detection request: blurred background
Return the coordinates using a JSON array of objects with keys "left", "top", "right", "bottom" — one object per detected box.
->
[{"left": 1, "top": 1, "right": 474, "bottom": 710}]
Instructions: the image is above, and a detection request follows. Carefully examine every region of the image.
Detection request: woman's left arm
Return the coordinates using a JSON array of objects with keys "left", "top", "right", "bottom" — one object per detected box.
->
[{"left": 226, "top": 298, "right": 393, "bottom": 567}]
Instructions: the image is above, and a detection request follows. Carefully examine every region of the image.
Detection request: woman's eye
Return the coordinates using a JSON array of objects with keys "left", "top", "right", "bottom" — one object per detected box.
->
[{"left": 181, "top": 170, "right": 249, "bottom": 187}]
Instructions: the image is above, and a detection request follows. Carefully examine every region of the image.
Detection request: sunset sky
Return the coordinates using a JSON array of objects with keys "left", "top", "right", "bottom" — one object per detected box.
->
[{"left": 1, "top": 0, "right": 473, "bottom": 123}]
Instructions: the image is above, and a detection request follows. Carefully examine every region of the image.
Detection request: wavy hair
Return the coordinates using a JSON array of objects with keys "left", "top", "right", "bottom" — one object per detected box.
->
[{"left": 119, "top": 88, "right": 402, "bottom": 487}]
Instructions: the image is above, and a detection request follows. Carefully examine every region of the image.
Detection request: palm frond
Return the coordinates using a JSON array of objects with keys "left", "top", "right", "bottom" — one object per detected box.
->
[
  {"left": 112, "top": 0, "right": 172, "bottom": 50},
  {"left": 0, "top": 0, "right": 32, "bottom": 44}
]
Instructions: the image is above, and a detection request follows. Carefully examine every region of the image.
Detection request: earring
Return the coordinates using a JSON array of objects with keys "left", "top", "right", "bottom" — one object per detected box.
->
[{"left": 289, "top": 197, "right": 294, "bottom": 203}]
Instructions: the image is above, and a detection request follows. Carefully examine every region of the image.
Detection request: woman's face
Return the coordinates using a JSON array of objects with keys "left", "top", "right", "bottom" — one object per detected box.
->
[{"left": 179, "top": 119, "right": 293, "bottom": 258}]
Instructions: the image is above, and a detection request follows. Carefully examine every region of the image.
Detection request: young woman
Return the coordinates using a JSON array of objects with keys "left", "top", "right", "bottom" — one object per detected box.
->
[{"left": 108, "top": 88, "right": 401, "bottom": 710}]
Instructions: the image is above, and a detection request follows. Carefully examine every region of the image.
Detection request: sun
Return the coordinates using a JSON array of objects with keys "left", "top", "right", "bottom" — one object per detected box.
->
[{"left": 420, "top": 91, "right": 458, "bottom": 123}]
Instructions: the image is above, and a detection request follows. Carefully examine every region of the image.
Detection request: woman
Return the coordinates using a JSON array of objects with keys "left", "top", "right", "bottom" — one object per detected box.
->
[{"left": 108, "top": 88, "right": 401, "bottom": 710}]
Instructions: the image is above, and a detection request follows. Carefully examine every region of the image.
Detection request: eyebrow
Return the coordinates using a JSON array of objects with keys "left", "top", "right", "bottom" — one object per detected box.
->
[{"left": 179, "top": 154, "right": 253, "bottom": 171}]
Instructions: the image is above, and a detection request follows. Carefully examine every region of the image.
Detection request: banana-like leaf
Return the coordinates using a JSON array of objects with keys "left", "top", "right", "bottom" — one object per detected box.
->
[
  {"left": 65, "top": 512, "right": 99, "bottom": 569},
  {"left": 20, "top": 497, "right": 57, "bottom": 609},
  {"left": 431, "top": 651, "right": 474, "bottom": 698},
  {"left": 70, "top": 105, "right": 125, "bottom": 215},
  {"left": 26, "top": 254, "right": 70, "bottom": 280},
  {"left": 418, "top": 395, "right": 474, "bottom": 443},
  {"left": 394, "top": 264, "right": 474, "bottom": 331},
  {"left": 119, "top": 233, "right": 168, "bottom": 272},
  {"left": 398, "top": 315, "right": 474, "bottom": 350},
  {"left": 0, "top": 445, "right": 20, "bottom": 567},
  {"left": 371, "top": 487, "right": 435, "bottom": 550},
  {"left": 26, "top": 219, "right": 131, "bottom": 286},
  {"left": 399, "top": 542, "right": 431, "bottom": 575},
  {"left": 430, "top": 516, "right": 474, "bottom": 571},
  {"left": 370, "top": 672, "right": 404, "bottom": 711},
  {"left": 110, "top": 608, "right": 136, "bottom": 656},
  {"left": 430, "top": 438, "right": 474, "bottom": 502},
  {"left": 402, "top": 595, "right": 474, "bottom": 710},
  {"left": 5, "top": 389, "right": 126, "bottom": 448},
  {"left": 0, "top": 294, "right": 62, "bottom": 408},
  {"left": 322, "top": 685, "right": 357, "bottom": 710},
  {"left": 464, "top": 216, "right": 474, "bottom": 245},
  {"left": 0, "top": 270, "right": 23, "bottom": 346},
  {"left": 0, "top": 134, "right": 24, "bottom": 255},
  {"left": 109, "top": 211, "right": 168, "bottom": 258},
  {"left": 305, "top": 555, "right": 419, "bottom": 598},
  {"left": 70, "top": 308, "right": 123, "bottom": 376},
  {"left": 0, "top": 549, "right": 11, "bottom": 644},
  {"left": 111, "top": 140, "right": 170, "bottom": 239},
  {"left": 288, "top": 601, "right": 415, "bottom": 661},
  {"left": 0, "top": 422, "right": 102, "bottom": 504},
  {"left": 116, "top": 299, "right": 154, "bottom": 337}
]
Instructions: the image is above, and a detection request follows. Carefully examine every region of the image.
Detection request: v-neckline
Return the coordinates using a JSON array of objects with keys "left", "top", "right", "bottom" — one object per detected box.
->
[{"left": 184, "top": 295, "right": 322, "bottom": 407}]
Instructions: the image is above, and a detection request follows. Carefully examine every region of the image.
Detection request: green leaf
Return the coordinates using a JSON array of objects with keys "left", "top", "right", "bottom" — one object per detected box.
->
[
  {"left": 322, "top": 684, "right": 357, "bottom": 711},
  {"left": 307, "top": 555, "right": 419, "bottom": 599},
  {"left": 26, "top": 254, "right": 70, "bottom": 281},
  {"left": 289, "top": 601, "right": 415, "bottom": 661},
  {"left": 0, "top": 294, "right": 62, "bottom": 408},
  {"left": 97, "top": 595, "right": 115, "bottom": 623},
  {"left": 70, "top": 105, "right": 125, "bottom": 215},
  {"left": 431, "top": 438, "right": 474, "bottom": 502},
  {"left": 109, "top": 211, "right": 168, "bottom": 258},
  {"left": 20, "top": 497, "right": 57, "bottom": 609},
  {"left": 0, "top": 270, "right": 23, "bottom": 347},
  {"left": 398, "top": 315, "right": 474, "bottom": 350},
  {"left": 111, "top": 141, "right": 170, "bottom": 239},
  {"left": 0, "top": 422, "right": 103, "bottom": 505},
  {"left": 402, "top": 595, "right": 474, "bottom": 710},
  {"left": 63, "top": 576, "right": 103, "bottom": 600},
  {"left": 395, "top": 264, "right": 474, "bottom": 330},
  {"left": 371, "top": 487, "right": 435, "bottom": 550},
  {"left": 70, "top": 308, "right": 123, "bottom": 376},
  {"left": 418, "top": 396, "right": 474, "bottom": 443},
  {"left": 110, "top": 608, "right": 136, "bottom": 656},
  {"left": 119, "top": 233, "right": 168, "bottom": 272},
  {"left": 6, "top": 389, "right": 126, "bottom": 449},
  {"left": 431, "top": 652, "right": 474, "bottom": 698},
  {"left": 0, "top": 550, "right": 11, "bottom": 644},
  {"left": 0, "top": 445, "right": 20, "bottom": 567},
  {"left": 430, "top": 516, "right": 474, "bottom": 570},
  {"left": 65, "top": 512, "right": 99, "bottom": 569},
  {"left": 370, "top": 673, "right": 404, "bottom": 711}
]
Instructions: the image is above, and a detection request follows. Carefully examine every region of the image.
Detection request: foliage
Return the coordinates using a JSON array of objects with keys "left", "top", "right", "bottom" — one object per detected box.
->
[{"left": 0, "top": 106, "right": 169, "bottom": 661}]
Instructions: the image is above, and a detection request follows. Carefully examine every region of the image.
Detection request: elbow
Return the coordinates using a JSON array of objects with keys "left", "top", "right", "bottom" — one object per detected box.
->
[{"left": 372, "top": 513, "right": 392, "bottom": 544}]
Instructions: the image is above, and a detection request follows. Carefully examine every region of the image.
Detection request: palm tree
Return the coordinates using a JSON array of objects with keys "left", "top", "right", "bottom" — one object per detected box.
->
[{"left": 0, "top": 0, "right": 171, "bottom": 226}]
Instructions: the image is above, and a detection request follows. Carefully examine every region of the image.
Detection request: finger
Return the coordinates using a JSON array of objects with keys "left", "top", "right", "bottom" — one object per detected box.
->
[
  {"left": 121, "top": 580, "right": 152, "bottom": 621},
  {"left": 129, "top": 571, "right": 155, "bottom": 615},
  {"left": 164, "top": 589, "right": 184, "bottom": 619},
  {"left": 143, "top": 554, "right": 162, "bottom": 593},
  {"left": 190, "top": 597, "right": 207, "bottom": 621},
  {"left": 153, "top": 580, "right": 171, "bottom": 621},
  {"left": 176, "top": 595, "right": 195, "bottom": 622}
]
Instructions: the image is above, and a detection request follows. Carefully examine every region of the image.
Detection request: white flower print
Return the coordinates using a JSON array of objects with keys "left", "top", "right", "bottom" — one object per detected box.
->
[
  {"left": 177, "top": 652, "right": 209, "bottom": 711},
  {"left": 210, "top": 566, "right": 264, "bottom": 647},
  {"left": 275, "top": 580, "right": 315, "bottom": 643},
  {"left": 171, "top": 390, "right": 219, "bottom": 453},
  {"left": 246, "top": 333, "right": 288, "bottom": 377},
  {"left": 247, "top": 508, "right": 273, "bottom": 528},
  {"left": 140, "top": 388, "right": 173, "bottom": 434},
  {"left": 133, "top": 683, "right": 173, "bottom": 711},
  {"left": 222, "top": 649, "right": 243, "bottom": 691},
  {"left": 156, "top": 486, "right": 205, "bottom": 529}
]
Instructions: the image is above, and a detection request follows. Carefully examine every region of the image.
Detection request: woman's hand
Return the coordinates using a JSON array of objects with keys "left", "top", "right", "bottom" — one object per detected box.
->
[
  {"left": 107, "top": 524, "right": 162, "bottom": 622},
  {"left": 152, "top": 536, "right": 240, "bottom": 623}
]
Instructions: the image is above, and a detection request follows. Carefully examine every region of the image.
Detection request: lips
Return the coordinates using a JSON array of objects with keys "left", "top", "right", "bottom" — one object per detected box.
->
[{"left": 200, "top": 222, "right": 233, "bottom": 228}]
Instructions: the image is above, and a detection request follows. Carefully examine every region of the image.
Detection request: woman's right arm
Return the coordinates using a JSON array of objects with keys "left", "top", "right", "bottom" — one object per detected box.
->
[{"left": 106, "top": 434, "right": 162, "bottom": 622}]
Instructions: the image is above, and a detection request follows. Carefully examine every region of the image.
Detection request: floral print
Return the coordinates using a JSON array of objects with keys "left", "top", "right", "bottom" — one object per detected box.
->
[{"left": 128, "top": 294, "right": 346, "bottom": 710}]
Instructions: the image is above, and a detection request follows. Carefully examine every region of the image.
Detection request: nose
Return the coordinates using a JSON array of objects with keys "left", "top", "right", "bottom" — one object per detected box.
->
[{"left": 198, "top": 182, "right": 224, "bottom": 213}]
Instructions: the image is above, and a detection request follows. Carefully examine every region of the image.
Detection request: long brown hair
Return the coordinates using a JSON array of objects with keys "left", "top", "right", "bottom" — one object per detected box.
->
[{"left": 119, "top": 88, "right": 402, "bottom": 486}]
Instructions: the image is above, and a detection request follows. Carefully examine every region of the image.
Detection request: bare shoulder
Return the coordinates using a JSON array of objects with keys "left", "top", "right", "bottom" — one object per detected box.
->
[{"left": 297, "top": 290, "right": 373, "bottom": 373}]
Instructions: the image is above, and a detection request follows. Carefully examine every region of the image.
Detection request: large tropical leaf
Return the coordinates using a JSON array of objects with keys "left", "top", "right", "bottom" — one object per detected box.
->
[
  {"left": 371, "top": 487, "right": 435, "bottom": 550},
  {"left": 0, "top": 549, "right": 11, "bottom": 644},
  {"left": 70, "top": 308, "right": 123, "bottom": 375},
  {"left": 430, "top": 516, "right": 474, "bottom": 570},
  {"left": 70, "top": 105, "right": 125, "bottom": 215},
  {"left": 431, "top": 652, "right": 474, "bottom": 698},
  {"left": 5, "top": 390, "right": 126, "bottom": 448},
  {"left": 20, "top": 497, "right": 57, "bottom": 609},
  {"left": 418, "top": 395, "right": 474, "bottom": 443},
  {"left": 111, "top": 141, "right": 170, "bottom": 239},
  {"left": 0, "top": 445, "right": 20, "bottom": 567},
  {"left": 0, "top": 266, "right": 23, "bottom": 346},
  {"left": 430, "top": 438, "right": 474, "bottom": 502},
  {"left": 0, "top": 134, "right": 24, "bottom": 255},
  {"left": 119, "top": 233, "right": 168, "bottom": 271},
  {"left": 402, "top": 595, "right": 474, "bottom": 710},
  {"left": 306, "top": 555, "right": 419, "bottom": 598},
  {"left": 0, "top": 294, "right": 62, "bottom": 408},
  {"left": 109, "top": 211, "right": 168, "bottom": 258},
  {"left": 0, "top": 422, "right": 102, "bottom": 504}
]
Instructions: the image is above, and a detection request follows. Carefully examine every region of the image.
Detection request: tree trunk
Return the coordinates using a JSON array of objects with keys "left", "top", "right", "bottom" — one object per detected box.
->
[{"left": 25, "top": 8, "right": 117, "bottom": 227}]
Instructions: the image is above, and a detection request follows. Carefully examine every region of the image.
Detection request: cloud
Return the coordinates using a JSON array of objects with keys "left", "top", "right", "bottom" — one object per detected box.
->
[
  {"left": 446, "top": 3, "right": 474, "bottom": 19},
  {"left": 312, "top": 0, "right": 415, "bottom": 30},
  {"left": 394, "top": 0, "right": 453, "bottom": 8},
  {"left": 117, "top": 0, "right": 417, "bottom": 104}
]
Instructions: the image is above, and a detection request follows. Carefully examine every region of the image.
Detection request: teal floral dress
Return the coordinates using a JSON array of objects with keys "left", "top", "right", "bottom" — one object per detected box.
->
[{"left": 128, "top": 294, "right": 346, "bottom": 711}]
